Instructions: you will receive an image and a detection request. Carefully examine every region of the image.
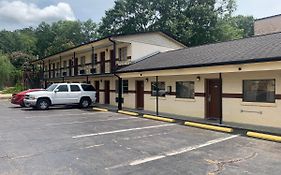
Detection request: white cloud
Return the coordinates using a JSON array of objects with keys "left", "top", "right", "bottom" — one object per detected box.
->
[{"left": 0, "top": 1, "right": 76, "bottom": 30}]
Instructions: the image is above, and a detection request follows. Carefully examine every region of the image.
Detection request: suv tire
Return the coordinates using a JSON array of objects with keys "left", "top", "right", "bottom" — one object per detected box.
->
[
  {"left": 36, "top": 99, "right": 50, "bottom": 110},
  {"left": 80, "top": 97, "right": 91, "bottom": 108}
]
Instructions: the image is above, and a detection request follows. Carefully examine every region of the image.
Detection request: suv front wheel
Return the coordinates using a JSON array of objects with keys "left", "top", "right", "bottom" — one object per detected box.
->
[
  {"left": 80, "top": 97, "right": 91, "bottom": 108},
  {"left": 36, "top": 99, "right": 50, "bottom": 110}
]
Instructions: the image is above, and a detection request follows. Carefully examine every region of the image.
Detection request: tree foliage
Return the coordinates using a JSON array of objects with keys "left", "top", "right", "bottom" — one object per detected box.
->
[
  {"left": 0, "top": 52, "right": 14, "bottom": 89},
  {"left": 99, "top": 0, "right": 254, "bottom": 46}
]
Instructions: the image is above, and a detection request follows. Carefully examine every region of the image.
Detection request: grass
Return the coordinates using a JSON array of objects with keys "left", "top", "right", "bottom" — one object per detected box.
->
[{"left": 1, "top": 84, "right": 25, "bottom": 94}]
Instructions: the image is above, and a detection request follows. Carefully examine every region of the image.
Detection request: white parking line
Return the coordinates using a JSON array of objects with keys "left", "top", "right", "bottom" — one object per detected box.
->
[
  {"left": 72, "top": 123, "right": 176, "bottom": 139},
  {"left": 46, "top": 117, "right": 140, "bottom": 126},
  {"left": 25, "top": 112, "right": 104, "bottom": 119},
  {"left": 106, "top": 134, "right": 239, "bottom": 170}
]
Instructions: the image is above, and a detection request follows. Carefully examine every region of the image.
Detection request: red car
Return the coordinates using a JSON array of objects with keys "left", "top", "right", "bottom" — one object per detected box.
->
[{"left": 11, "top": 89, "right": 43, "bottom": 107}]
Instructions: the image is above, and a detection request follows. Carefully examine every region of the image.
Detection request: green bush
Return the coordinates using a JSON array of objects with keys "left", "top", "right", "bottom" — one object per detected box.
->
[{"left": 2, "top": 84, "right": 25, "bottom": 94}]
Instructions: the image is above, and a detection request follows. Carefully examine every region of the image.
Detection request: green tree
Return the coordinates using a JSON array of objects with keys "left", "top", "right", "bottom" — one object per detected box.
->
[
  {"left": 99, "top": 0, "right": 251, "bottom": 46},
  {"left": 82, "top": 19, "right": 100, "bottom": 42},
  {"left": 0, "top": 52, "right": 14, "bottom": 89}
]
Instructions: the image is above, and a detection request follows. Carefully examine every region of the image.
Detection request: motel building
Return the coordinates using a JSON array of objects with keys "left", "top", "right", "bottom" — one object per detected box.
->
[{"left": 32, "top": 16, "right": 281, "bottom": 130}]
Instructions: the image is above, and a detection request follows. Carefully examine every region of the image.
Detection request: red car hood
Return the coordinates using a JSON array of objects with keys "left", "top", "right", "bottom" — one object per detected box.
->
[{"left": 16, "top": 89, "right": 44, "bottom": 96}]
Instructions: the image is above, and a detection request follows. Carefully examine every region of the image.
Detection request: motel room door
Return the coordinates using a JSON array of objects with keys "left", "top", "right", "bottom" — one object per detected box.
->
[
  {"left": 104, "top": 80, "right": 110, "bottom": 104},
  {"left": 205, "top": 79, "right": 222, "bottom": 120},
  {"left": 136, "top": 81, "right": 144, "bottom": 109},
  {"left": 95, "top": 81, "right": 100, "bottom": 103}
]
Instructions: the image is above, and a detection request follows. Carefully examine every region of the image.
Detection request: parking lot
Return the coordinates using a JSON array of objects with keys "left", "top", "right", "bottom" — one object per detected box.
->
[{"left": 0, "top": 100, "right": 281, "bottom": 175}]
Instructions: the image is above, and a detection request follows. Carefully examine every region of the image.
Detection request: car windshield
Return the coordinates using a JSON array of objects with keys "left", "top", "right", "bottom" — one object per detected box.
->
[{"left": 46, "top": 84, "right": 58, "bottom": 92}]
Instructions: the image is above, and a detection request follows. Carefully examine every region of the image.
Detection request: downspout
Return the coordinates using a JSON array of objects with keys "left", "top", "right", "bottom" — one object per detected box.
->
[
  {"left": 156, "top": 76, "right": 159, "bottom": 116},
  {"left": 109, "top": 37, "right": 122, "bottom": 110},
  {"left": 114, "top": 73, "right": 123, "bottom": 110},
  {"left": 219, "top": 73, "right": 223, "bottom": 124}
]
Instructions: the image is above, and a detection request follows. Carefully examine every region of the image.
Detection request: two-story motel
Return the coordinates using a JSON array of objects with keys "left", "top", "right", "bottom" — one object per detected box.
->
[{"left": 32, "top": 20, "right": 281, "bottom": 129}]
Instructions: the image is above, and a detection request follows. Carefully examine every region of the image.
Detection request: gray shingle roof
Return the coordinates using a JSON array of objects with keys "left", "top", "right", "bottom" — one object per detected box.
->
[{"left": 117, "top": 32, "right": 281, "bottom": 73}]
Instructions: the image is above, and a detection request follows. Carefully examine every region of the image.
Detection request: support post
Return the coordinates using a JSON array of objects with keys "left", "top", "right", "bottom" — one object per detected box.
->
[
  {"left": 118, "top": 77, "right": 123, "bottom": 110},
  {"left": 156, "top": 76, "right": 159, "bottom": 116},
  {"left": 59, "top": 56, "right": 62, "bottom": 77},
  {"left": 219, "top": 73, "right": 223, "bottom": 124},
  {"left": 91, "top": 47, "right": 95, "bottom": 74}
]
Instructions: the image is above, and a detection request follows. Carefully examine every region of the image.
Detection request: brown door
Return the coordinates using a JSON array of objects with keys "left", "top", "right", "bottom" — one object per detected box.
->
[
  {"left": 205, "top": 79, "right": 222, "bottom": 120},
  {"left": 95, "top": 81, "right": 100, "bottom": 103},
  {"left": 104, "top": 80, "right": 110, "bottom": 104},
  {"left": 110, "top": 50, "right": 115, "bottom": 72},
  {"left": 100, "top": 52, "right": 105, "bottom": 74},
  {"left": 74, "top": 57, "right": 78, "bottom": 76},
  {"left": 136, "top": 81, "right": 144, "bottom": 109}
]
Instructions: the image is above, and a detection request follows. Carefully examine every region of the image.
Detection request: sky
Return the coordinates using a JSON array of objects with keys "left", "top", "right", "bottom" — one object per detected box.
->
[{"left": 0, "top": 0, "right": 281, "bottom": 31}]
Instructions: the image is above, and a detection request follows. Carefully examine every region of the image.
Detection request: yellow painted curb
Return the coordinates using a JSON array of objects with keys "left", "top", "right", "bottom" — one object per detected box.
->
[
  {"left": 184, "top": 122, "right": 233, "bottom": 133},
  {"left": 118, "top": 110, "right": 139, "bottom": 116},
  {"left": 247, "top": 131, "right": 281, "bottom": 142},
  {"left": 143, "top": 114, "right": 175, "bottom": 123},
  {"left": 92, "top": 107, "right": 108, "bottom": 112}
]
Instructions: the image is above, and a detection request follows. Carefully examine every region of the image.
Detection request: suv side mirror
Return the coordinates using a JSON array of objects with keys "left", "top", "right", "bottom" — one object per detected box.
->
[{"left": 54, "top": 89, "right": 59, "bottom": 93}]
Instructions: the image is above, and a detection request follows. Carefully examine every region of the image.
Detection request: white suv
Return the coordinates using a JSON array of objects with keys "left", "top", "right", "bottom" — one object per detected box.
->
[{"left": 24, "top": 83, "right": 96, "bottom": 110}]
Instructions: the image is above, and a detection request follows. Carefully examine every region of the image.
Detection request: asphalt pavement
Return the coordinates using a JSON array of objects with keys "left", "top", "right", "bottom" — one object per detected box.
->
[{"left": 0, "top": 100, "right": 280, "bottom": 175}]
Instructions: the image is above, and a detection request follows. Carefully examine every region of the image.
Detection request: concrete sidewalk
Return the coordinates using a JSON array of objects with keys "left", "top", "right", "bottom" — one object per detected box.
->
[
  {"left": 0, "top": 93, "right": 12, "bottom": 100},
  {"left": 93, "top": 104, "right": 281, "bottom": 135}
]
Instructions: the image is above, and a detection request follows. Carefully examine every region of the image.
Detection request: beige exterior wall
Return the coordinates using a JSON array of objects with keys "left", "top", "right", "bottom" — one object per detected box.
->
[
  {"left": 119, "top": 69, "right": 281, "bottom": 129},
  {"left": 255, "top": 15, "right": 281, "bottom": 35},
  {"left": 114, "top": 32, "right": 185, "bottom": 49},
  {"left": 130, "top": 42, "right": 177, "bottom": 61},
  {"left": 52, "top": 65, "right": 281, "bottom": 129}
]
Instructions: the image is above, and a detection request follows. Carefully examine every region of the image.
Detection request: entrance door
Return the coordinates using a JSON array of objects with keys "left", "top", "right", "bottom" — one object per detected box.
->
[
  {"left": 110, "top": 50, "right": 115, "bottom": 72},
  {"left": 205, "top": 79, "right": 222, "bottom": 120},
  {"left": 100, "top": 52, "right": 105, "bottom": 74},
  {"left": 136, "top": 81, "right": 144, "bottom": 109},
  {"left": 104, "top": 80, "right": 110, "bottom": 104},
  {"left": 95, "top": 81, "right": 100, "bottom": 103}
]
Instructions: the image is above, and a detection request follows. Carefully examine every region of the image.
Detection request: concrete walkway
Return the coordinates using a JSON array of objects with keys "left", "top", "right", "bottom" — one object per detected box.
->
[
  {"left": 0, "top": 93, "right": 12, "bottom": 100},
  {"left": 94, "top": 104, "right": 281, "bottom": 135}
]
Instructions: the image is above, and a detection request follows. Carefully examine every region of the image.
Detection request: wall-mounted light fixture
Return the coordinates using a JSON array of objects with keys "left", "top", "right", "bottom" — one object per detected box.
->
[
  {"left": 106, "top": 49, "right": 108, "bottom": 52},
  {"left": 145, "top": 78, "right": 149, "bottom": 82},
  {"left": 196, "top": 76, "right": 201, "bottom": 81},
  {"left": 140, "top": 74, "right": 143, "bottom": 77},
  {"left": 238, "top": 67, "right": 242, "bottom": 71},
  {"left": 100, "top": 79, "right": 103, "bottom": 83}
]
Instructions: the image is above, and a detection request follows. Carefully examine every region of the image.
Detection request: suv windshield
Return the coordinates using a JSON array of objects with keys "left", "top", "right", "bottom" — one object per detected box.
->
[{"left": 46, "top": 84, "right": 58, "bottom": 92}]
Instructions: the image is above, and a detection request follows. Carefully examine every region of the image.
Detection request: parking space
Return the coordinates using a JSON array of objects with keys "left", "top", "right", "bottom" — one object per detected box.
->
[{"left": 0, "top": 100, "right": 281, "bottom": 175}]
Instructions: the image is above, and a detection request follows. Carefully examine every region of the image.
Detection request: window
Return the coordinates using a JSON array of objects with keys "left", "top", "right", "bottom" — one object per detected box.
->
[
  {"left": 151, "top": 82, "right": 166, "bottom": 97},
  {"left": 118, "top": 47, "right": 127, "bottom": 61},
  {"left": 57, "top": 85, "right": 68, "bottom": 92},
  {"left": 116, "top": 80, "right": 129, "bottom": 93},
  {"left": 81, "top": 84, "right": 96, "bottom": 91},
  {"left": 80, "top": 56, "right": 86, "bottom": 66},
  {"left": 70, "top": 85, "right": 81, "bottom": 92},
  {"left": 176, "top": 81, "right": 195, "bottom": 99},
  {"left": 243, "top": 79, "right": 275, "bottom": 103}
]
